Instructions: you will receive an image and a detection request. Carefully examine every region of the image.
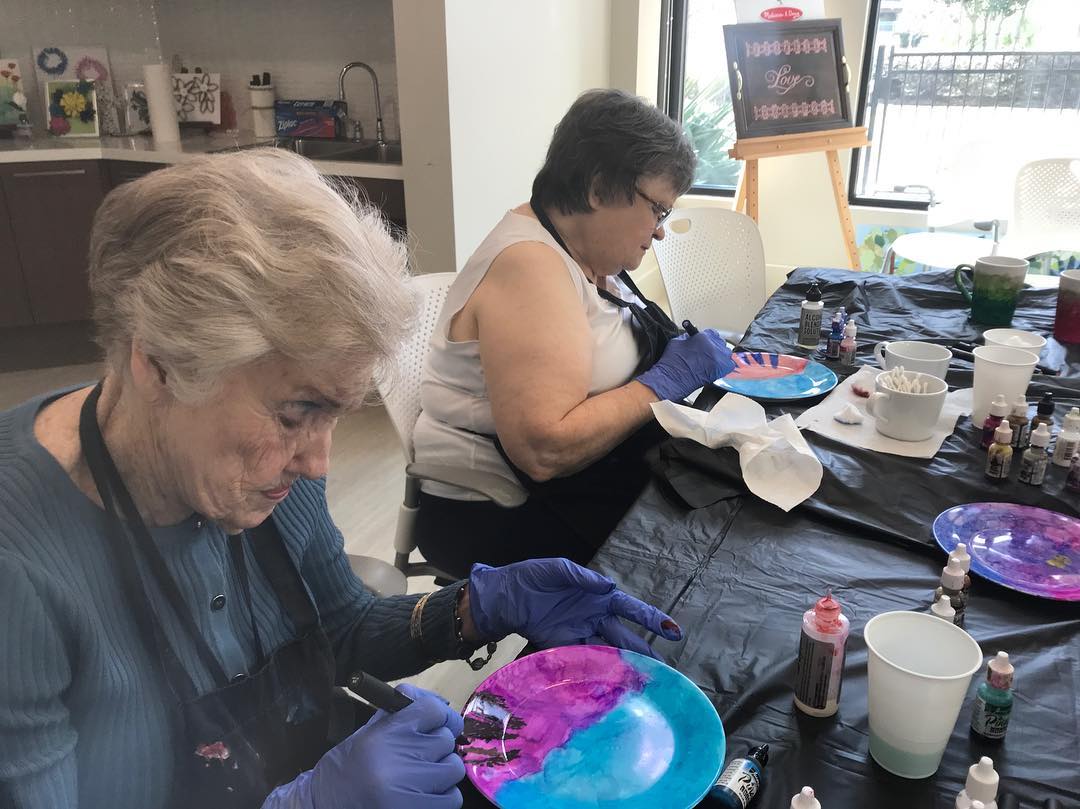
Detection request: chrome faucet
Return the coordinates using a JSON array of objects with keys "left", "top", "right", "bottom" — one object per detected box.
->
[{"left": 338, "top": 61, "right": 384, "bottom": 145}]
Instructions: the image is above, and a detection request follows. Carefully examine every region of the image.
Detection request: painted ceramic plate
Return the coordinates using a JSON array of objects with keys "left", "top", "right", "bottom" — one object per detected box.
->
[
  {"left": 933, "top": 503, "right": 1080, "bottom": 601},
  {"left": 459, "top": 645, "right": 725, "bottom": 809},
  {"left": 716, "top": 352, "right": 838, "bottom": 400}
]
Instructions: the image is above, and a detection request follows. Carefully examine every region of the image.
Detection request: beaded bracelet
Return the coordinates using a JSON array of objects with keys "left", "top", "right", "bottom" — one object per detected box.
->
[{"left": 455, "top": 584, "right": 497, "bottom": 671}]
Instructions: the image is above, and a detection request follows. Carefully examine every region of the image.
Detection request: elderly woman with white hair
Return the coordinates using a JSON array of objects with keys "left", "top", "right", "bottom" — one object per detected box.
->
[{"left": 0, "top": 150, "right": 682, "bottom": 809}]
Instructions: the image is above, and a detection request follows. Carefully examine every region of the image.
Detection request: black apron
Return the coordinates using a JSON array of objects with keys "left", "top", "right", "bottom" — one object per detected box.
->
[
  {"left": 489, "top": 203, "right": 683, "bottom": 553},
  {"left": 79, "top": 383, "right": 337, "bottom": 809}
]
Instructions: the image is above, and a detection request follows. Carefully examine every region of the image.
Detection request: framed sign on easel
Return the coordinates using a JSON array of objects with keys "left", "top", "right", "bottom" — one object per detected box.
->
[{"left": 722, "top": 19, "right": 868, "bottom": 269}]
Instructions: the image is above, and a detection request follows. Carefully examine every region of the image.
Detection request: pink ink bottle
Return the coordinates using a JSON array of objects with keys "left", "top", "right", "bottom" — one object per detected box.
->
[{"left": 794, "top": 588, "right": 850, "bottom": 717}]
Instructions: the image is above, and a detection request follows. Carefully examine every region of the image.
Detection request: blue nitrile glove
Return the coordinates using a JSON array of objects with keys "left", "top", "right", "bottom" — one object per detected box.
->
[
  {"left": 636, "top": 329, "right": 737, "bottom": 401},
  {"left": 263, "top": 684, "right": 465, "bottom": 809},
  {"left": 468, "top": 558, "right": 682, "bottom": 661}
]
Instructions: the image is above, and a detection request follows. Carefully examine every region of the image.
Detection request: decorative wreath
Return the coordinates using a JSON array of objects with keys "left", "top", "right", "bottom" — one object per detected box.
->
[
  {"left": 75, "top": 56, "right": 108, "bottom": 83},
  {"left": 37, "top": 47, "right": 69, "bottom": 76}
]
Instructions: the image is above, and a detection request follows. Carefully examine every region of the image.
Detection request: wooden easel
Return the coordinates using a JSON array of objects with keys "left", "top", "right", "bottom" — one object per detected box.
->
[{"left": 729, "top": 126, "right": 870, "bottom": 270}]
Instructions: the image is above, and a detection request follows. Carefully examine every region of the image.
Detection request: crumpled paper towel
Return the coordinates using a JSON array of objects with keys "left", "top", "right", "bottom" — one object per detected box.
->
[{"left": 652, "top": 393, "right": 823, "bottom": 512}]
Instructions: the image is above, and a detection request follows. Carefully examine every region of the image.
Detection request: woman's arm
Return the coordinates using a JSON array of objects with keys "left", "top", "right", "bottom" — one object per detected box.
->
[
  {"left": 471, "top": 242, "right": 658, "bottom": 482},
  {"left": 0, "top": 555, "right": 79, "bottom": 808}
]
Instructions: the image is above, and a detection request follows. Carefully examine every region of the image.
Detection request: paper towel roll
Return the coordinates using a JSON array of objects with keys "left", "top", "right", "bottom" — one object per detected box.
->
[{"left": 142, "top": 63, "right": 180, "bottom": 144}]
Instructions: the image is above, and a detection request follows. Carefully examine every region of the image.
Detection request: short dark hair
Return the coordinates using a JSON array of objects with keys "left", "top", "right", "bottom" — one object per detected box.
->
[{"left": 531, "top": 89, "right": 697, "bottom": 215}]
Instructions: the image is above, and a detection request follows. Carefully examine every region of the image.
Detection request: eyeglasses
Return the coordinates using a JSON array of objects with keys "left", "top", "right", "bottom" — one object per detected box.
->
[{"left": 635, "top": 188, "right": 674, "bottom": 228}]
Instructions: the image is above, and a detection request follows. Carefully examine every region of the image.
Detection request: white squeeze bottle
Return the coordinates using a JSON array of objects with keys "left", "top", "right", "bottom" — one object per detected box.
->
[
  {"left": 955, "top": 756, "right": 1000, "bottom": 809},
  {"left": 791, "top": 786, "right": 821, "bottom": 809},
  {"left": 1051, "top": 406, "right": 1080, "bottom": 467},
  {"left": 793, "top": 589, "right": 850, "bottom": 717},
  {"left": 797, "top": 282, "right": 824, "bottom": 349}
]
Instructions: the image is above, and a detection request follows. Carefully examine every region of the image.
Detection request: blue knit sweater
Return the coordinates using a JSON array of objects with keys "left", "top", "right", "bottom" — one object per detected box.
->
[{"left": 0, "top": 388, "right": 464, "bottom": 808}]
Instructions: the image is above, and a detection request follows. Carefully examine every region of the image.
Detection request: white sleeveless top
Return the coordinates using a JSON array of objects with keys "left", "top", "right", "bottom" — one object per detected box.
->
[{"left": 412, "top": 210, "right": 642, "bottom": 500}]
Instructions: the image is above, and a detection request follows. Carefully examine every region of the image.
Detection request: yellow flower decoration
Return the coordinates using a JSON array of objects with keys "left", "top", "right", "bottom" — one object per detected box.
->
[{"left": 60, "top": 90, "right": 86, "bottom": 117}]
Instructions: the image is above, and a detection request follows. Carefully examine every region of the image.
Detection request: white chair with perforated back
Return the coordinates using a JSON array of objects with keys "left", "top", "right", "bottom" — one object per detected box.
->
[
  {"left": 651, "top": 208, "right": 767, "bottom": 342},
  {"left": 374, "top": 272, "right": 526, "bottom": 584},
  {"left": 998, "top": 158, "right": 1080, "bottom": 261}
]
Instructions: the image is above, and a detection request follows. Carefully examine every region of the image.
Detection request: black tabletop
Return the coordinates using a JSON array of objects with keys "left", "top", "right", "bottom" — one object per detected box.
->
[{"left": 462, "top": 268, "right": 1080, "bottom": 809}]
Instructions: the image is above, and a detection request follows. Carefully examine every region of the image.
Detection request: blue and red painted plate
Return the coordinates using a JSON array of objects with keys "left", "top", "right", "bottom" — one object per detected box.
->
[
  {"left": 716, "top": 352, "right": 838, "bottom": 401},
  {"left": 459, "top": 645, "right": 725, "bottom": 808}
]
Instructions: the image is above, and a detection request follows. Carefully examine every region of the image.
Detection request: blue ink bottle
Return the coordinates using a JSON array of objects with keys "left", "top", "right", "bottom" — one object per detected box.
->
[
  {"left": 710, "top": 744, "right": 769, "bottom": 808},
  {"left": 970, "top": 651, "right": 1014, "bottom": 742},
  {"left": 825, "top": 311, "right": 844, "bottom": 359}
]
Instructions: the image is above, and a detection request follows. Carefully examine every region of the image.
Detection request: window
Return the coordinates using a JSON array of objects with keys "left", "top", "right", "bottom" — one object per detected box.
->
[
  {"left": 850, "top": 0, "right": 1080, "bottom": 213},
  {"left": 662, "top": 0, "right": 740, "bottom": 195}
]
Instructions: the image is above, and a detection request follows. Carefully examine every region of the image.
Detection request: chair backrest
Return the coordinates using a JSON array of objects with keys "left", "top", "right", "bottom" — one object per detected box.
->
[
  {"left": 375, "top": 271, "right": 456, "bottom": 460},
  {"left": 1012, "top": 158, "right": 1080, "bottom": 245},
  {"left": 651, "top": 207, "right": 767, "bottom": 337}
]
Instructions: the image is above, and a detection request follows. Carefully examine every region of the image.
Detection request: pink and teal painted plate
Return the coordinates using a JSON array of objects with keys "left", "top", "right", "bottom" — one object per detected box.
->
[
  {"left": 459, "top": 645, "right": 725, "bottom": 808},
  {"left": 716, "top": 352, "right": 838, "bottom": 401},
  {"left": 933, "top": 503, "right": 1080, "bottom": 601}
]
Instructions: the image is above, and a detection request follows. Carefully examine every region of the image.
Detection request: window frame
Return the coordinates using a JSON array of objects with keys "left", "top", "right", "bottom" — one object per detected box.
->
[
  {"left": 846, "top": 0, "right": 932, "bottom": 212},
  {"left": 661, "top": 0, "right": 737, "bottom": 198}
]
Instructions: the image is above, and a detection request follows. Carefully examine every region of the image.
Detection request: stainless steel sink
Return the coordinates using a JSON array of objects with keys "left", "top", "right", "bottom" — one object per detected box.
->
[{"left": 281, "top": 138, "right": 402, "bottom": 164}]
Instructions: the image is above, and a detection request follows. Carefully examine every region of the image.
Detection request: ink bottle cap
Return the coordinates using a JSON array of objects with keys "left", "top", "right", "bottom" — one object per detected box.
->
[
  {"left": 986, "top": 651, "right": 1014, "bottom": 690},
  {"left": 971, "top": 801, "right": 986, "bottom": 809},
  {"left": 1030, "top": 423, "right": 1052, "bottom": 447},
  {"left": 791, "top": 786, "right": 821, "bottom": 809},
  {"left": 1036, "top": 391, "right": 1055, "bottom": 416},
  {"left": 989, "top": 395, "right": 1010, "bottom": 417},
  {"left": 1011, "top": 395, "right": 1027, "bottom": 415},
  {"left": 747, "top": 743, "right": 769, "bottom": 766},
  {"left": 993, "top": 422, "right": 1012, "bottom": 445},
  {"left": 1063, "top": 407, "right": 1080, "bottom": 431},
  {"left": 843, "top": 321, "right": 857, "bottom": 338},
  {"left": 931, "top": 594, "right": 956, "bottom": 621},
  {"left": 812, "top": 589, "right": 843, "bottom": 629},
  {"left": 964, "top": 756, "right": 1000, "bottom": 804},
  {"left": 948, "top": 543, "right": 971, "bottom": 573},
  {"left": 805, "top": 283, "right": 822, "bottom": 303},
  {"left": 941, "top": 563, "right": 965, "bottom": 590}
]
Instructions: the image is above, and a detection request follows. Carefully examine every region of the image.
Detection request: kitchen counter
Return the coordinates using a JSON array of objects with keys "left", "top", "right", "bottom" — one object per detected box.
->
[{"left": 0, "top": 131, "right": 404, "bottom": 181}]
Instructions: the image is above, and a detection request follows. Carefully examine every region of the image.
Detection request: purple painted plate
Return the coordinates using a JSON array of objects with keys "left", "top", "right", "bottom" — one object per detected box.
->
[
  {"left": 933, "top": 503, "right": 1080, "bottom": 601},
  {"left": 458, "top": 645, "right": 725, "bottom": 809}
]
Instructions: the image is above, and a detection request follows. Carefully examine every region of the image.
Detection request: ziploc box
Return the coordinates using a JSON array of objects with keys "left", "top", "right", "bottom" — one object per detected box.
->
[{"left": 274, "top": 100, "right": 344, "bottom": 139}]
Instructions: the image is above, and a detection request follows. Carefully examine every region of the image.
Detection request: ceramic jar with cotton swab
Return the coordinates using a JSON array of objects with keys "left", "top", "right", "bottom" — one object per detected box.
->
[{"left": 866, "top": 366, "right": 949, "bottom": 442}]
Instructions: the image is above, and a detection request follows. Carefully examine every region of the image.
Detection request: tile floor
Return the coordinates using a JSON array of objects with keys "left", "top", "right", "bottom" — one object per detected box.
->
[{"left": 0, "top": 360, "right": 524, "bottom": 710}]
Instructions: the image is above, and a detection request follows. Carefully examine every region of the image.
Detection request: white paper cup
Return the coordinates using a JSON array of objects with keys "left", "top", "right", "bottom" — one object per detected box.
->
[
  {"left": 873, "top": 341, "right": 953, "bottom": 379},
  {"left": 866, "top": 371, "right": 947, "bottom": 441},
  {"left": 981, "top": 328, "right": 1047, "bottom": 354},
  {"left": 865, "top": 611, "right": 982, "bottom": 779},
  {"left": 972, "top": 345, "right": 1039, "bottom": 425}
]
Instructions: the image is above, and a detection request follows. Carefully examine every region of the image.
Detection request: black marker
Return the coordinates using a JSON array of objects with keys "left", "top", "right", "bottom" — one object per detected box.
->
[
  {"left": 347, "top": 670, "right": 413, "bottom": 712},
  {"left": 682, "top": 319, "right": 699, "bottom": 336}
]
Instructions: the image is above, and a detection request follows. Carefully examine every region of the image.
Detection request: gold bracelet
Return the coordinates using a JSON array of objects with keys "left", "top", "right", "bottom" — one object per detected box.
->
[{"left": 409, "top": 592, "right": 432, "bottom": 642}]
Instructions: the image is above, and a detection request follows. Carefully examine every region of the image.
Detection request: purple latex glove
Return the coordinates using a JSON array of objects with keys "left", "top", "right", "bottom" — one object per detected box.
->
[
  {"left": 263, "top": 684, "right": 465, "bottom": 809},
  {"left": 468, "top": 558, "right": 682, "bottom": 660},
  {"left": 636, "top": 329, "right": 736, "bottom": 401}
]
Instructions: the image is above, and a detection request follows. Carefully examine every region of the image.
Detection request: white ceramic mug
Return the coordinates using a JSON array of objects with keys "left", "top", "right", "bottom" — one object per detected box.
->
[
  {"left": 873, "top": 341, "right": 953, "bottom": 380},
  {"left": 866, "top": 371, "right": 948, "bottom": 441}
]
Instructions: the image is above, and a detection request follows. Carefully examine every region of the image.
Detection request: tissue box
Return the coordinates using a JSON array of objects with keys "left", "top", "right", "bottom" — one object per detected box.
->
[{"left": 274, "top": 100, "right": 344, "bottom": 139}]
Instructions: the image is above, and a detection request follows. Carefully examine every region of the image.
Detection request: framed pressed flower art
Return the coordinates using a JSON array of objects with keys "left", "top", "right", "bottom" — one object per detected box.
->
[{"left": 46, "top": 79, "right": 99, "bottom": 137}]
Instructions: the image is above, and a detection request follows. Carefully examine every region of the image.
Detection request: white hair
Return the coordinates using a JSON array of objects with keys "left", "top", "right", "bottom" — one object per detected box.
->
[{"left": 88, "top": 148, "right": 416, "bottom": 403}]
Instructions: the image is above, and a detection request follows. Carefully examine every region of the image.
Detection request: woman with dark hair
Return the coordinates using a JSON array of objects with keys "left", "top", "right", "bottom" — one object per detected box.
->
[{"left": 413, "top": 89, "right": 736, "bottom": 577}]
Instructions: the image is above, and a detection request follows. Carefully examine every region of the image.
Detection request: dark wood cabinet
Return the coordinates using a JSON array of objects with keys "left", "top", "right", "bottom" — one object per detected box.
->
[
  {"left": 0, "top": 176, "right": 33, "bottom": 327},
  {"left": 331, "top": 176, "right": 407, "bottom": 233},
  {"left": 0, "top": 161, "right": 107, "bottom": 324},
  {"left": 106, "top": 160, "right": 165, "bottom": 188}
]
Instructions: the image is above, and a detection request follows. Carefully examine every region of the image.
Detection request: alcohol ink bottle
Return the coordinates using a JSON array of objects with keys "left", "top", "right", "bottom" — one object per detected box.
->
[
  {"left": 710, "top": 744, "right": 769, "bottom": 809},
  {"left": 1051, "top": 406, "right": 1080, "bottom": 467},
  {"left": 934, "top": 563, "right": 967, "bottom": 626},
  {"left": 971, "top": 651, "right": 1015, "bottom": 742},
  {"left": 791, "top": 786, "right": 821, "bottom": 809},
  {"left": 838, "top": 322, "right": 858, "bottom": 366},
  {"left": 985, "top": 422, "right": 1013, "bottom": 481},
  {"left": 825, "top": 312, "right": 844, "bottom": 360},
  {"left": 794, "top": 589, "right": 850, "bottom": 717},
  {"left": 1066, "top": 451, "right": 1080, "bottom": 493},
  {"left": 1029, "top": 391, "right": 1055, "bottom": 435},
  {"left": 981, "top": 395, "right": 1010, "bottom": 449},
  {"left": 1007, "top": 395, "right": 1029, "bottom": 449},
  {"left": 931, "top": 594, "right": 957, "bottom": 622},
  {"left": 1018, "top": 423, "right": 1052, "bottom": 486},
  {"left": 948, "top": 542, "right": 972, "bottom": 603},
  {"left": 797, "top": 283, "right": 824, "bottom": 349},
  {"left": 955, "top": 756, "right": 1000, "bottom": 809}
]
